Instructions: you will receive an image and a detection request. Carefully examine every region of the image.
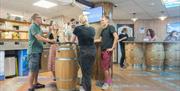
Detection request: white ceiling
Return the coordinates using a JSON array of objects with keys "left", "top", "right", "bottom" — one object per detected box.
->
[
  {"left": 0, "top": 0, "right": 83, "bottom": 18},
  {"left": 0, "top": 0, "right": 180, "bottom": 20},
  {"left": 90, "top": 0, "right": 180, "bottom": 19}
]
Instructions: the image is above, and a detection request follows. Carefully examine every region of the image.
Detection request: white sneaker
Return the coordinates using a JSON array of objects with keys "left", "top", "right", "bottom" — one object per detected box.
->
[
  {"left": 101, "top": 83, "right": 109, "bottom": 90},
  {"left": 79, "top": 86, "right": 85, "bottom": 91}
]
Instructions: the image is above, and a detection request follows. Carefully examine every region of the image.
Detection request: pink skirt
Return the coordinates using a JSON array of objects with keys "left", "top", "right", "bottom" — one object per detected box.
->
[{"left": 48, "top": 44, "right": 58, "bottom": 71}]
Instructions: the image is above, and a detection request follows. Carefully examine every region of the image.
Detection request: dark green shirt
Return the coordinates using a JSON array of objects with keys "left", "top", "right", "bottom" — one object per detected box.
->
[
  {"left": 100, "top": 25, "right": 116, "bottom": 50},
  {"left": 28, "top": 23, "right": 43, "bottom": 54}
]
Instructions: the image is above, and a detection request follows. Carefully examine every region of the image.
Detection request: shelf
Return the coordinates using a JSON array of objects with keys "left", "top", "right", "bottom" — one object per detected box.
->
[
  {"left": 0, "top": 18, "right": 30, "bottom": 25},
  {"left": 0, "top": 29, "right": 28, "bottom": 33},
  {"left": 0, "top": 29, "right": 49, "bottom": 34},
  {"left": 0, "top": 18, "right": 50, "bottom": 27},
  {"left": 0, "top": 39, "right": 28, "bottom": 41}
]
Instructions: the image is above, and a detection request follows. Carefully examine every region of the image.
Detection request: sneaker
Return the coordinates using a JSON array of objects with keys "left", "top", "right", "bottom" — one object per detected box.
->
[
  {"left": 79, "top": 86, "right": 85, "bottom": 91},
  {"left": 101, "top": 83, "right": 109, "bottom": 90},
  {"left": 120, "top": 66, "right": 126, "bottom": 70},
  {"left": 33, "top": 83, "right": 45, "bottom": 89},
  {"left": 96, "top": 80, "right": 104, "bottom": 88},
  {"left": 28, "top": 88, "right": 34, "bottom": 91}
]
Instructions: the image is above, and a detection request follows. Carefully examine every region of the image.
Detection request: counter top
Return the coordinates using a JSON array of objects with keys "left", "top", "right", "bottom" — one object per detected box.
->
[
  {"left": 123, "top": 41, "right": 180, "bottom": 43},
  {"left": 0, "top": 40, "right": 50, "bottom": 51}
]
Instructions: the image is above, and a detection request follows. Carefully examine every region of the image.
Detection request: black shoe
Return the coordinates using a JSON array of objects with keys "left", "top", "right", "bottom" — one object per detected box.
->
[
  {"left": 33, "top": 83, "right": 45, "bottom": 89},
  {"left": 28, "top": 88, "right": 34, "bottom": 91}
]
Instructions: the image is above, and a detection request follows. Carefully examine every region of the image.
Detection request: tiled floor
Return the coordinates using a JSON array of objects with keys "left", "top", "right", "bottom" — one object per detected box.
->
[{"left": 0, "top": 64, "right": 180, "bottom": 91}]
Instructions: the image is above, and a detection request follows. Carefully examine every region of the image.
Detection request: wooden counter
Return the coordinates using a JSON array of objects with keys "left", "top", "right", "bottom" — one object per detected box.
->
[
  {"left": 124, "top": 41, "right": 180, "bottom": 72},
  {"left": 92, "top": 42, "right": 104, "bottom": 81}
]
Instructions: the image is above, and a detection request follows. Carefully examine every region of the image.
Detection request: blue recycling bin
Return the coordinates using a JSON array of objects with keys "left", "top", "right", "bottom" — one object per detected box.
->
[
  {"left": 18, "top": 49, "right": 29, "bottom": 76},
  {"left": 0, "top": 51, "right": 5, "bottom": 80}
]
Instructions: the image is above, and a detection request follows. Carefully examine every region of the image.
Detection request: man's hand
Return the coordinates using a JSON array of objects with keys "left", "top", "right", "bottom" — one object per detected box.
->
[
  {"left": 106, "top": 48, "right": 113, "bottom": 52},
  {"left": 48, "top": 39, "right": 56, "bottom": 44}
]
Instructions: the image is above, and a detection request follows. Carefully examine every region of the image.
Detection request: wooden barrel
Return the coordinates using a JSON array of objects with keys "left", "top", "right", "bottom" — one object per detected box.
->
[
  {"left": 92, "top": 42, "right": 104, "bottom": 81},
  {"left": 145, "top": 43, "right": 165, "bottom": 72},
  {"left": 125, "top": 42, "right": 144, "bottom": 70},
  {"left": 55, "top": 44, "right": 78, "bottom": 91},
  {"left": 164, "top": 42, "right": 180, "bottom": 72}
]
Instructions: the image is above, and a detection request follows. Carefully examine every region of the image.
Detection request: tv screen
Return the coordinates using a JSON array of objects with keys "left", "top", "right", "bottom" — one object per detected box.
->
[
  {"left": 84, "top": 7, "right": 103, "bottom": 23},
  {"left": 167, "top": 22, "right": 180, "bottom": 33}
]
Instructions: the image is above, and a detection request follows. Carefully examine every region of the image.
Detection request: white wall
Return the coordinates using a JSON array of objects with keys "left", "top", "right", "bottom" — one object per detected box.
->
[
  {"left": 0, "top": 8, "right": 37, "bottom": 21},
  {"left": 114, "top": 17, "right": 180, "bottom": 41},
  {"left": 114, "top": 17, "right": 180, "bottom": 63}
]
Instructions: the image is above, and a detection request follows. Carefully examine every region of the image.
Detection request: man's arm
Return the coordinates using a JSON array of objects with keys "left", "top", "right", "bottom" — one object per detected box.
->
[
  {"left": 71, "top": 34, "right": 77, "bottom": 43},
  {"left": 34, "top": 34, "right": 55, "bottom": 43},
  {"left": 107, "top": 32, "right": 118, "bottom": 51},
  {"left": 94, "top": 37, "right": 102, "bottom": 42},
  {"left": 112, "top": 32, "right": 118, "bottom": 49},
  {"left": 118, "top": 37, "right": 127, "bottom": 42}
]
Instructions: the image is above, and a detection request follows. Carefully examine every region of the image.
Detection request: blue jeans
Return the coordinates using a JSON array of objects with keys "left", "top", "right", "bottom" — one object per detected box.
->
[
  {"left": 79, "top": 46, "right": 96, "bottom": 91},
  {"left": 120, "top": 44, "right": 125, "bottom": 67}
]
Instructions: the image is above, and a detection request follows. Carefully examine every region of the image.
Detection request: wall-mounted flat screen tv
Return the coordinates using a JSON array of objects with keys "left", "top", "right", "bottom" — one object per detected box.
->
[
  {"left": 84, "top": 7, "right": 103, "bottom": 23},
  {"left": 167, "top": 22, "right": 180, "bottom": 33}
]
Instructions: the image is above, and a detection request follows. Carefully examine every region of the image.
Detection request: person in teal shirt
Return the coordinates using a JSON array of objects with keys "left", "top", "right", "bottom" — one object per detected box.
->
[{"left": 27, "top": 13, "right": 55, "bottom": 91}]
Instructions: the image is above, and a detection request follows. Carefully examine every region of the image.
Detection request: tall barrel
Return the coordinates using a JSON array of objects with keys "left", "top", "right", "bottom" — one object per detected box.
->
[
  {"left": 145, "top": 43, "right": 165, "bottom": 72},
  {"left": 164, "top": 42, "right": 180, "bottom": 72},
  {"left": 55, "top": 44, "right": 78, "bottom": 91},
  {"left": 125, "top": 42, "right": 144, "bottom": 70}
]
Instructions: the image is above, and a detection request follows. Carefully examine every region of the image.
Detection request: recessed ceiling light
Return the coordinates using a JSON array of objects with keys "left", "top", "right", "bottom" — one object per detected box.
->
[
  {"left": 33, "top": 0, "right": 58, "bottom": 9},
  {"left": 11, "top": 14, "right": 24, "bottom": 18},
  {"left": 150, "top": 2, "right": 155, "bottom": 6}
]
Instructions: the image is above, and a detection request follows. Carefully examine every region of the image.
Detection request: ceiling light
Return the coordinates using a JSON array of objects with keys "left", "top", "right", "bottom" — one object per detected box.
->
[
  {"left": 131, "top": 18, "right": 138, "bottom": 22},
  {"left": 158, "top": 11, "right": 168, "bottom": 21},
  {"left": 33, "top": 0, "right": 57, "bottom": 9},
  {"left": 150, "top": 2, "right": 155, "bottom": 6},
  {"left": 11, "top": 14, "right": 24, "bottom": 18},
  {"left": 131, "top": 13, "right": 138, "bottom": 22},
  {"left": 159, "top": 16, "right": 167, "bottom": 20}
]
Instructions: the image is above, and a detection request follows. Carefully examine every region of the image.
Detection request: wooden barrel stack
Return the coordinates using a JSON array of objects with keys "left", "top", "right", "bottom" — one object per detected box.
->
[
  {"left": 124, "top": 42, "right": 180, "bottom": 72},
  {"left": 92, "top": 42, "right": 105, "bottom": 81}
]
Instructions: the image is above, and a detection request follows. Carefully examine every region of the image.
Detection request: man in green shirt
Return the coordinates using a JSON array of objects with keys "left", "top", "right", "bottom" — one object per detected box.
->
[{"left": 27, "top": 13, "right": 55, "bottom": 91}]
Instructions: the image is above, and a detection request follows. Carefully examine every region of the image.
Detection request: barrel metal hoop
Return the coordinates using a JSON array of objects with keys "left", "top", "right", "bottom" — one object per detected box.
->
[
  {"left": 56, "top": 58, "right": 77, "bottom": 61},
  {"left": 58, "top": 48, "right": 76, "bottom": 51},
  {"left": 57, "top": 88, "right": 76, "bottom": 91},
  {"left": 56, "top": 77, "right": 77, "bottom": 81}
]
